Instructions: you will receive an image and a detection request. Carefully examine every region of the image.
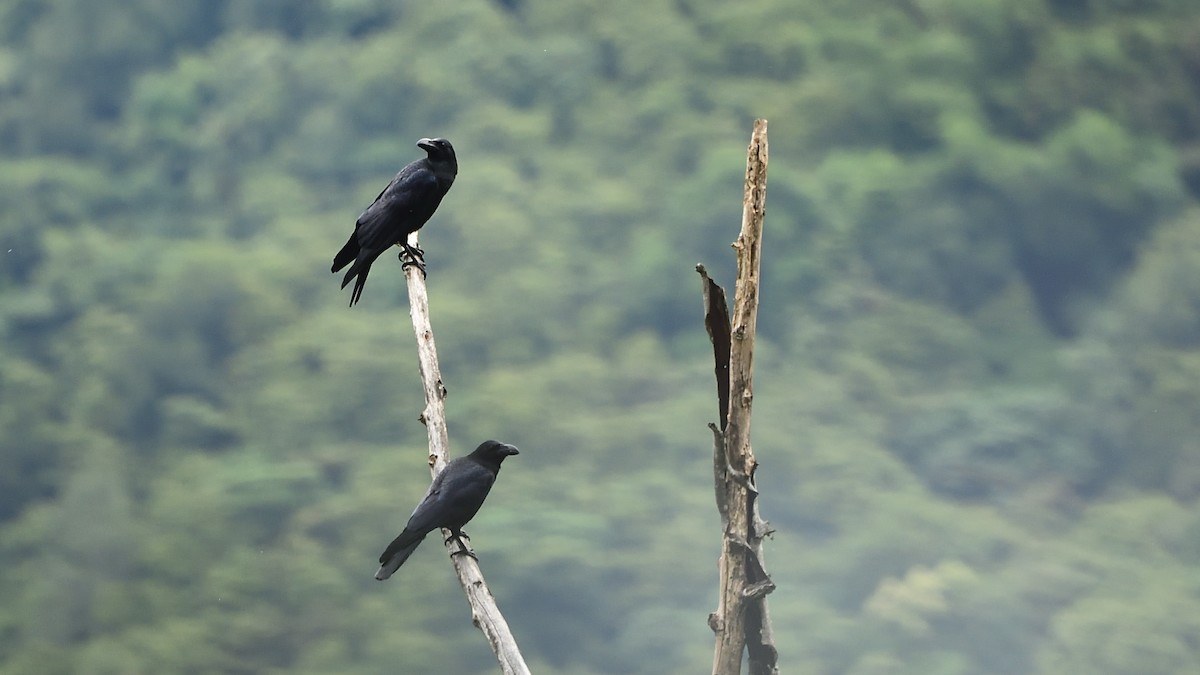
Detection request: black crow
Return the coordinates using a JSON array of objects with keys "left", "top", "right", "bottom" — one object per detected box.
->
[
  {"left": 332, "top": 137, "right": 457, "bottom": 306},
  {"left": 375, "top": 440, "right": 519, "bottom": 581}
]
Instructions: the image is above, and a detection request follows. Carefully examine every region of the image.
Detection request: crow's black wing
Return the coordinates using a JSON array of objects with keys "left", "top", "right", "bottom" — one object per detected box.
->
[
  {"left": 352, "top": 163, "right": 440, "bottom": 254},
  {"left": 330, "top": 167, "right": 423, "bottom": 276},
  {"left": 374, "top": 463, "right": 458, "bottom": 579},
  {"left": 403, "top": 458, "right": 497, "bottom": 535}
]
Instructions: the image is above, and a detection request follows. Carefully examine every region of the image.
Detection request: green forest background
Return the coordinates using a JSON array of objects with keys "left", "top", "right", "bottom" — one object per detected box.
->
[{"left": 2, "top": 0, "right": 1200, "bottom": 673}]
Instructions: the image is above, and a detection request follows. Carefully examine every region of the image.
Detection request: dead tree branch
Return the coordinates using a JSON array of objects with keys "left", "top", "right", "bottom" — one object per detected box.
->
[
  {"left": 403, "top": 239, "right": 532, "bottom": 675},
  {"left": 699, "top": 119, "right": 779, "bottom": 675}
]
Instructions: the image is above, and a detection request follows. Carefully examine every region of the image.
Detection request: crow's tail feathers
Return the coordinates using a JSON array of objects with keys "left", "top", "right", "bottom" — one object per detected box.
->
[
  {"left": 333, "top": 233, "right": 370, "bottom": 306},
  {"left": 340, "top": 261, "right": 371, "bottom": 307},
  {"left": 374, "top": 531, "right": 425, "bottom": 581}
]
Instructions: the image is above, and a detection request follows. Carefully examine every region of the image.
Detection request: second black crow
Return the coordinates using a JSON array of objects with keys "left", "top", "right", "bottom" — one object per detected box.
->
[{"left": 375, "top": 440, "right": 519, "bottom": 581}]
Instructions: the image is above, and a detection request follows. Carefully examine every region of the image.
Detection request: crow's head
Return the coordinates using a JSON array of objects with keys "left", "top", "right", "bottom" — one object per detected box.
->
[
  {"left": 417, "top": 137, "right": 456, "bottom": 169},
  {"left": 468, "top": 439, "right": 520, "bottom": 468}
]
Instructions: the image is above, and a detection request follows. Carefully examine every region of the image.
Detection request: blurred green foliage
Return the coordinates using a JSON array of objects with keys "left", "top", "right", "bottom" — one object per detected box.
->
[{"left": 2, "top": 0, "right": 1200, "bottom": 672}]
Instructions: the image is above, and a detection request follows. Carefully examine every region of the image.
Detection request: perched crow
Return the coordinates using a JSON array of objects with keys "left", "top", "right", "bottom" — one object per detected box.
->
[
  {"left": 332, "top": 137, "right": 457, "bottom": 306},
  {"left": 375, "top": 440, "right": 519, "bottom": 581}
]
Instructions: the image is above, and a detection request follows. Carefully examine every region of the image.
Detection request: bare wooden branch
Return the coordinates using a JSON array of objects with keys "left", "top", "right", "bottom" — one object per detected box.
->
[
  {"left": 403, "top": 236, "right": 532, "bottom": 675},
  {"left": 700, "top": 119, "right": 778, "bottom": 675}
]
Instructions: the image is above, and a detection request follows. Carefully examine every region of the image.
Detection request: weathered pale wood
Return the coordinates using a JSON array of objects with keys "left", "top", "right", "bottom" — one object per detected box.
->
[
  {"left": 704, "top": 119, "right": 778, "bottom": 675},
  {"left": 403, "top": 237, "right": 532, "bottom": 675}
]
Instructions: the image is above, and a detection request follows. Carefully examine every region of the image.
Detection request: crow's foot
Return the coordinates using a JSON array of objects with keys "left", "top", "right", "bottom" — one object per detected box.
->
[
  {"left": 398, "top": 243, "right": 427, "bottom": 279},
  {"left": 445, "top": 530, "right": 476, "bottom": 560}
]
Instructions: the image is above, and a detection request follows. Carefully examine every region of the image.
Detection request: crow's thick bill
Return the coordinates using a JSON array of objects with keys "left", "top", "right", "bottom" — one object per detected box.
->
[
  {"left": 375, "top": 440, "right": 519, "bottom": 581},
  {"left": 332, "top": 137, "right": 457, "bottom": 306}
]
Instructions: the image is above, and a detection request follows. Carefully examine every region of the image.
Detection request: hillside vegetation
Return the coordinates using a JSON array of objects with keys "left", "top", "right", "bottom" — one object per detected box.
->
[{"left": 2, "top": 1, "right": 1200, "bottom": 672}]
